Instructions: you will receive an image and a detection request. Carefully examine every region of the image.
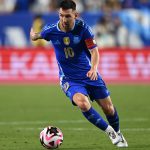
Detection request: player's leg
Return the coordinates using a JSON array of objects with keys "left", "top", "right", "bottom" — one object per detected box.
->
[
  {"left": 87, "top": 85, "right": 127, "bottom": 146},
  {"left": 87, "top": 84, "right": 120, "bottom": 133},
  {"left": 73, "top": 93, "right": 108, "bottom": 131},
  {"left": 72, "top": 92, "right": 121, "bottom": 145},
  {"left": 96, "top": 96, "right": 128, "bottom": 147},
  {"left": 60, "top": 81, "right": 109, "bottom": 131},
  {"left": 96, "top": 96, "right": 119, "bottom": 133},
  {"left": 61, "top": 81, "right": 121, "bottom": 145}
]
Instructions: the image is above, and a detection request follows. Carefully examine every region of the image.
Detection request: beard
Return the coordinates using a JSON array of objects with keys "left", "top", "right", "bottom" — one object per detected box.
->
[
  {"left": 63, "top": 23, "right": 71, "bottom": 31},
  {"left": 59, "top": 20, "right": 74, "bottom": 32}
]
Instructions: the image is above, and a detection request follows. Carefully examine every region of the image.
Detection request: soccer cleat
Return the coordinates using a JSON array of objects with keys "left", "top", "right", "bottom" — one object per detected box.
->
[
  {"left": 105, "top": 125, "right": 121, "bottom": 145},
  {"left": 116, "top": 133, "right": 128, "bottom": 147}
]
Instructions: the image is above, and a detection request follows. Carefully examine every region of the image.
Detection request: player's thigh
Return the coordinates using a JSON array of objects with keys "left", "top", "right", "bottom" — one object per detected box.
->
[
  {"left": 96, "top": 96, "right": 115, "bottom": 115},
  {"left": 61, "top": 82, "right": 89, "bottom": 104}
]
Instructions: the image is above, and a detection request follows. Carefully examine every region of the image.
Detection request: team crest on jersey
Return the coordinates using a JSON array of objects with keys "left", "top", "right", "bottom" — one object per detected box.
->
[
  {"left": 73, "top": 36, "right": 80, "bottom": 44},
  {"left": 63, "top": 37, "right": 70, "bottom": 45}
]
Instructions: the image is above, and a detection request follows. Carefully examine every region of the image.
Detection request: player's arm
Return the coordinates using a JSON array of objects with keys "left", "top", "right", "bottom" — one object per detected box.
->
[
  {"left": 85, "top": 38, "right": 99, "bottom": 80},
  {"left": 87, "top": 47, "right": 99, "bottom": 80},
  {"left": 30, "top": 28, "right": 42, "bottom": 41},
  {"left": 90, "top": 46, "right": 99, "bottom": 71}
]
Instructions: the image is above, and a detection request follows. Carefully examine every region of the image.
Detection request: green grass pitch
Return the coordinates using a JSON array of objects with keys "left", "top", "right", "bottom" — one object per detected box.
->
[{"left": 0, "top": 84, "right": 150, "bottom": 150}]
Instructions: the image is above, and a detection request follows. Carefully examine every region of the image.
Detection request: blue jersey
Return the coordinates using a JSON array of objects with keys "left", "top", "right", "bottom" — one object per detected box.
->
[{"left": 41, "top": 19, "right": 103, "bottom": 86}]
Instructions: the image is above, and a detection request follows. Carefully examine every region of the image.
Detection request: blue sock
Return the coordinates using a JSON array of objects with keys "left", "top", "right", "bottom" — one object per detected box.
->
[
  {"left": 106, "top": 107, "right": 119, "bottom": 132},
  {"left": 82, "top": 107, "right": 108, "bottom": 131}
]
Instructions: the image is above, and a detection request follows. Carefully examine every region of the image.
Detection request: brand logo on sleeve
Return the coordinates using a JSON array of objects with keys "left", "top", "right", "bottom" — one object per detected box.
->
[{"left": 53, "top": 40, "right": 61, "bottom": 45}]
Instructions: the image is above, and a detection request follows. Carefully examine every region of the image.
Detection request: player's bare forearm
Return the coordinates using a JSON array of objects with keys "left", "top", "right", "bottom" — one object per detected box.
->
[
  {"left": 30, "top": 28, "right": 42, "bottom": 41},
  {"left": 86, "top": 47, "right": 99, "bottom": 80},
  {"left": 90, "top": 47, "right": 99, "bottom": 71}
]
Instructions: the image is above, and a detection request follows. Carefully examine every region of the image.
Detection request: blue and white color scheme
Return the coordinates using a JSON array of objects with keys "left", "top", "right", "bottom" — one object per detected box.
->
[{"left": 41, "top": 20, "right": 97, "bottom": 80}]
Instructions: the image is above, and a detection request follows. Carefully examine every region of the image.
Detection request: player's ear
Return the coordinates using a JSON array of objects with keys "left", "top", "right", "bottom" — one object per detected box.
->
[{"left": 74, "top": 11, "right": 78, "bottom": 19}]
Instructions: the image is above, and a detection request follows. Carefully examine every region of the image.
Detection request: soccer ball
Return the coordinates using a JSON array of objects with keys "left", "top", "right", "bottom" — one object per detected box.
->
[{"left": 40, "top": 126, "right": 63, "bottom": 149}]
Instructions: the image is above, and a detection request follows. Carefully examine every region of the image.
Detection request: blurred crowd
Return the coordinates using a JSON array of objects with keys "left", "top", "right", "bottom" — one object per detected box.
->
[
  {"left": 0, "top": 0, "right": 150, "bottom": 48},
  {"left": 0, "top": 0, "right": 150, "bottom": 13}
]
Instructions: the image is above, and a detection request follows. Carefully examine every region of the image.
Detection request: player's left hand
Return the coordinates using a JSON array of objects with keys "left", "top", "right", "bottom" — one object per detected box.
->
[{"left": 86, "top": 68, "right": 98, "bottom": 80}]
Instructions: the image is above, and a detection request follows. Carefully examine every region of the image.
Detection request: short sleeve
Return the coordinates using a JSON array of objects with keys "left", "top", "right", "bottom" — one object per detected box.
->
[
  {"left": 83, "top": 25, "right": 94, "bottom": 40},
  {"left": 83, "top": 25, "right": 97, "bottom": 50}
]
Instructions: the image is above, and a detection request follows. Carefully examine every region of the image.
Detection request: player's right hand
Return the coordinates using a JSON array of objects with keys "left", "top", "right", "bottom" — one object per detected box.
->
[
  {"left": 30, "top": 28, "right": 42, "bottom": 41},
  {"left": 30, "top": 28, "right": 36, "bottom": 40}
]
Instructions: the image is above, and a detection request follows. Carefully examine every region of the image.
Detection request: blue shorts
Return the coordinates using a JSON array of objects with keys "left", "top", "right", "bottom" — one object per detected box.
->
[{"left": 60, "top": 79, "right": 110, "bottom": 105}]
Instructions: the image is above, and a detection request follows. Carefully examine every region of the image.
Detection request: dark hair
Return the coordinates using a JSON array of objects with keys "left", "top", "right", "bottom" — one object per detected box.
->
[{"left": 59, "top": 0, "right": 76, "bottom": 10}]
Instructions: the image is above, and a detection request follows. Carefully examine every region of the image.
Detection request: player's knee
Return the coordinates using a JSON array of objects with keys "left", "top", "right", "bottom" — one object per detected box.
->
[
  {"left": 79, "top": 100, "right": 91, "bottom": 111},
  {"left": 103, "top": 105, "right": 115, "bottom": 116},
  {"left": 73, "top": 93, "right": 91, "bottom": 111}
]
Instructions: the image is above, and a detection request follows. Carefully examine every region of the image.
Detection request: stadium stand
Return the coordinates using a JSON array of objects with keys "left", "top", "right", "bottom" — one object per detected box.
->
[{"left": 0, "top": 0, "right": 149, "bottom": 48}]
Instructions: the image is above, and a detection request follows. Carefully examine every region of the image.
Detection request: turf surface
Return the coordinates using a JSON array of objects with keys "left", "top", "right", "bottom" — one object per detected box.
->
[{"left": 0, "top": 84, "right": 150, "bottom": 150}]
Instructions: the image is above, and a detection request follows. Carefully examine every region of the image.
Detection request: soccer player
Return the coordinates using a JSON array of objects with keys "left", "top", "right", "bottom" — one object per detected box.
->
[{"left": 30, "top": 0, "right": 128, "bottom": 147}]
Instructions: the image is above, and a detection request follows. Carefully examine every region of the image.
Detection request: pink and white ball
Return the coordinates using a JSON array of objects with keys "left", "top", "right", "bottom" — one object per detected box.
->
[{"left": 40, "top": 126, "right": 63, "bottom": 149}]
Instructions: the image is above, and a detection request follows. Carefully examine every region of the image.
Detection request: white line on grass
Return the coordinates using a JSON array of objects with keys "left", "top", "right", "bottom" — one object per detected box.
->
[
  {"left": 15, "top": 127, "right": 150, "bottom": 132},
  {"left": 0, "top": 118, "right": 149, "bottom": 125}
]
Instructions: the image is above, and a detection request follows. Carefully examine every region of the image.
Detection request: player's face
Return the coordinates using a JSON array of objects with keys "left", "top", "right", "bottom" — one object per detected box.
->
[{"left": 59, "top": 8, "right": 77, "bottom": 32}]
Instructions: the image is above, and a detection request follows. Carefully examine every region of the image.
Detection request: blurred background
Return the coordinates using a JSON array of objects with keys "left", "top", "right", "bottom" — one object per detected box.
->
[
  {"left": 0, "top": 1, "right": 150, "bottom": 150},
  {"left": 0, "top": 0, "right": 150, "bottom": 83}
]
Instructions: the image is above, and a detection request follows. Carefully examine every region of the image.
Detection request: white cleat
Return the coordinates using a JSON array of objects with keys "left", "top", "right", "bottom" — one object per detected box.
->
[
  {"left": 116, "top": 133, "right": 128, "bottom": 147},
  {"left": 105, "top": 125, "right": 121, "bottom": 145}
]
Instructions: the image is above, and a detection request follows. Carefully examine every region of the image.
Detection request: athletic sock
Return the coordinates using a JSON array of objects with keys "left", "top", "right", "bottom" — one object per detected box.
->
[
  {"left": 106, "top": 107, "right": 119, "bottom": 132},
  {"left": 82, "top": 107, "right": 108, "bottom": 131}
]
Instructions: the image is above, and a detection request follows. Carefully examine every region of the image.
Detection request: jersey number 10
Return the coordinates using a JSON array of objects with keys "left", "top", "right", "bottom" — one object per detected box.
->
[{"left": 64, "top": 47, "right": 74, "bottom": 59}]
